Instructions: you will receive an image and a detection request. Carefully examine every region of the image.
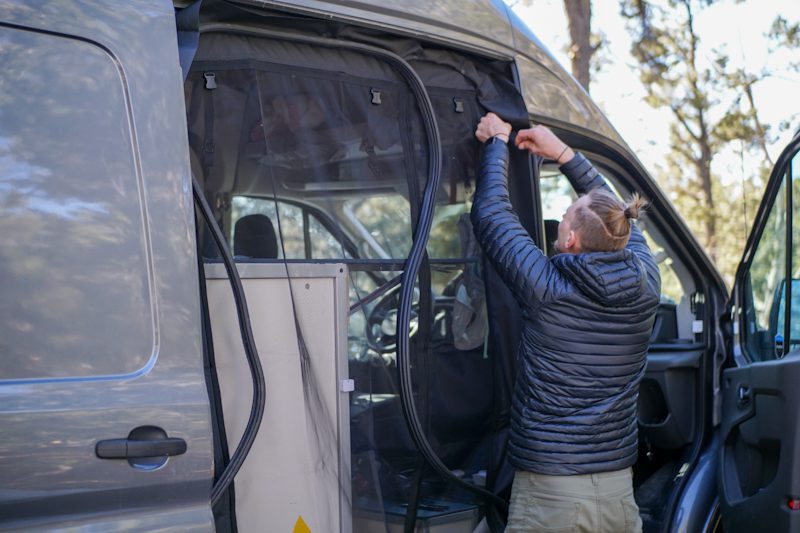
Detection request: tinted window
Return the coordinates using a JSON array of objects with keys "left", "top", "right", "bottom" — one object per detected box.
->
[
  {"left": 309, "top": 215, "right": 342, "bottom": 259},
  {"left": 231, "top": 196, "right": 347, "bottom": 259},
  {"left": 348, "top": 195, "right": 412, "bottom": 259},
  {"left": 763, "top": 155, "right": 800, "bottom": 355},
  {"left": 743, "top": 176, "right": 787, "bottom": 361},
  {"left": 789, "top": 155, "right": 800, "bottom": 348},
  {"left": 0, "top": 28, "right": 152, "bottom": 379},
  {"left": 539, "top": 168, "right": 685, "bottom": 304}
]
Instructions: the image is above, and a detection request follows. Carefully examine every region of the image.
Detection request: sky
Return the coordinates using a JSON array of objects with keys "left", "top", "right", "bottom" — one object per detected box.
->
[{"left": 505, "top": 0, "right": 800, "bottom": 197}]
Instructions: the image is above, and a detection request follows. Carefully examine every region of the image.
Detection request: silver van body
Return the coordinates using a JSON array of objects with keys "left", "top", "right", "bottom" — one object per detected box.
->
[
  {"left": 1, "top": 1, "right": 797, "bottom": 532},
  {"left": 0, "top": 1, "right": 214, "bottom": 530}
]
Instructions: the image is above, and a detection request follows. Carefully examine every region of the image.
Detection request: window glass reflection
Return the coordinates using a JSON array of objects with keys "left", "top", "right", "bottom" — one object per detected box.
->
[{"left": 0, "top": 27, "right": 152, "bottom": 379}]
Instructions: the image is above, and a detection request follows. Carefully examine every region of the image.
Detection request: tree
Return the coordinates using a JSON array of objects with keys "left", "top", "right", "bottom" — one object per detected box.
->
[
  {"left": 621, "top": 2, "right": 793, "bottom": 271},
  {"left": 621, "top": 0, "right": 724, "bottom": 259},
  {"left": 564, "top": 0, "right": 602, "bottom": 92},
  {"left": 769, "top": 16, "right": 800, "bottom": 73},
  {"left": 508, "top": 0, "right": 604, "bottom": 92},
  {"left": 621, "top": 1, "right": 800, "bottom": 285}
]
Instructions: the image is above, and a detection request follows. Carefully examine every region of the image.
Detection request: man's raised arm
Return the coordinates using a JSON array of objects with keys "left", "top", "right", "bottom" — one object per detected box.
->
[{"left": 471, "top": 114, "right": 563, "bottom": 305}]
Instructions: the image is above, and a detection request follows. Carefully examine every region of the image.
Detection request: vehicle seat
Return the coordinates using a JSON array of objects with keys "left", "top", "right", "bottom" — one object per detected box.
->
[
  {"left": 234, "top": 214, "right": 279, "bottom": 259},
  {"left": 544, "top": 219, "right": 559, "bottom": 257}
]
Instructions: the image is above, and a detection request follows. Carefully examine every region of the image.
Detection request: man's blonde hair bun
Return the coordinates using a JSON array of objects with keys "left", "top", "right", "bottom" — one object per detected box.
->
[{"left": 623, "top": 193, "right": 647, "bottom": 220}]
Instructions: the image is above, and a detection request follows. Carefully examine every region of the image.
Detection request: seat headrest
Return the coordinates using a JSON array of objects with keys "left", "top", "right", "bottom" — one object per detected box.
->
[
  {"left": 234, "top": 214, "right": 279, "bottom": 259},
  {"left": 544, "top": 219, "right": 559, "bottom": 257}
]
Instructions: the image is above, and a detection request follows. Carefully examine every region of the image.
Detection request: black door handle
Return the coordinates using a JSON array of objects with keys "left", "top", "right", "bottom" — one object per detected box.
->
[
  {"left": 96, "top": 426, "right": 186, "bottom": 459},
  {"left": 96, "top": 437, "right": 187, "bottom": 459},
  {"left": 737, "top": 385, "right": 752, "bottom": 407}
]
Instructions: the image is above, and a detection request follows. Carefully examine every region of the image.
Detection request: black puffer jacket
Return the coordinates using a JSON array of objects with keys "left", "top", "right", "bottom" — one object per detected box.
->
[{"left": 471, "top": 141, "right": 660, "bottom": 475}]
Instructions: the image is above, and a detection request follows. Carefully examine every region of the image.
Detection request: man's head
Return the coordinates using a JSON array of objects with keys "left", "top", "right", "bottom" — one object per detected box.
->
[{"left": 555, "top": 189, "right": 646, "bottom": 254}]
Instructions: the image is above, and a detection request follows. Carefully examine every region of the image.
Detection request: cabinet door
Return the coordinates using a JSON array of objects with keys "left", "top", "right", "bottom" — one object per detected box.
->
[
  {"left": 0, "top": 1, "right": 213, "bottom": 529},
  {"left": 720, "top": 131, "right": 800, "bottom": 533}
]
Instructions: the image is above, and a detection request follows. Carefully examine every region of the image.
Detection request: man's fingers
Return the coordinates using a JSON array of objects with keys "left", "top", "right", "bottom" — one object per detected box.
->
[
  {"left": 518, "top": 141, "right": 534, "bottom": 151},
  {"left": 515, "top": 129, "right": 535, "bottom": 142},
  {"left": 475, "top": 122, "right": 493, "bottom": 142},
  {"left": 515, "top": 136, "right": 535, "bottom": 148}
]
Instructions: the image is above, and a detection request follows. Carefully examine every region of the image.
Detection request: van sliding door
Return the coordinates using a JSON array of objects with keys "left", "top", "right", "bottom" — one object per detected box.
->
[{"left": 0, "top": 2, "right": 214, "bottom": 529}]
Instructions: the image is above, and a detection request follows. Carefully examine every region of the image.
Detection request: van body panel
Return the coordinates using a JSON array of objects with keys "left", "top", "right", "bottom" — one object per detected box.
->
[
  {"left": 233, "top": 0, "right": 516, "bottom": 55},
  {"left": 513, "top": 52, "right": 625, "bottom": 147},
  {"left": 0, "top": 0, "right": 214, "bottom": 528},
  {"left": 4, "top": 504, "right": 214, "bottom": 532}
]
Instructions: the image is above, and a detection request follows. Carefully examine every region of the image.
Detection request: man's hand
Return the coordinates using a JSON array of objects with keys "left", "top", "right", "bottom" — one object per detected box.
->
[
  {"left": 515, "top": 125, "right": 575, "bottom": 164},
  {"left": 475, "top": 113, "right": 512, "bottom": 144}
]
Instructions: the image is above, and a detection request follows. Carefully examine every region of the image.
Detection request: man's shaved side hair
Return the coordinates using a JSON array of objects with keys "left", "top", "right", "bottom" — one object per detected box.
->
[{"left": 572, "top": 189, "right": 647, "bottom": 252}]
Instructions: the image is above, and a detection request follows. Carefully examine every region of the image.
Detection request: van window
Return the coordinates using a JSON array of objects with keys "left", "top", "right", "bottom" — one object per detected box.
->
[
  {"left": 539, "top": 165, "right": 686, "bottom": 305},
  {"left": 347, "top": 195, "right": 412, "bottom": 259},
  {"left": 742, "top": 173, "right": 788, "bottom": 361},
  {"left": 790, "top": 156, "right": 800, "bottom": 345},
  {"left": 230, "top": 196, "right": 348, "bottom": 259},
  {"left": 0, "top": 27, "right": 153, "bottom": 379}
]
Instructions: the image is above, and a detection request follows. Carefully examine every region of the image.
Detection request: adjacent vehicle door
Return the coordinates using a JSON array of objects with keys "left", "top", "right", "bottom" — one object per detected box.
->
[
  {"left": 720, "top": 131, "right": 800, "bottom": 532},
  {"left": 0, "top": 1, "right": 214, "bottom": 529}
]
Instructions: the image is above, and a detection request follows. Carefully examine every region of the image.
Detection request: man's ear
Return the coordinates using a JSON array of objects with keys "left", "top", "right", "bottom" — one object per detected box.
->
[{"left": 564, "top": 229, "right": 578, "bottom": 250}]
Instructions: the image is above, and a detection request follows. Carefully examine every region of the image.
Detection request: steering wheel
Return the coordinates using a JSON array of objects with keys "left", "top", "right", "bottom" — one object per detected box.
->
[
  {"left": 365, "top": 282, "right": 460, "bottom": 353},
  {"left": 365, "top": 283, "right": 420, "bottom": 353}
]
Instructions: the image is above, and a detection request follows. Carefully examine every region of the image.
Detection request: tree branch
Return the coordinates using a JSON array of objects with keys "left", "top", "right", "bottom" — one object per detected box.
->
[{"left": 670, "top": 104, "right": 701, "bottom": 143}]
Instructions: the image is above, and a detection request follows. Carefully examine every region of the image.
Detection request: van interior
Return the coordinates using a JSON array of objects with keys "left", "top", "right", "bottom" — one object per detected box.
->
[{"left": 186, "top": 3, "right": 707, "bottom": 531}]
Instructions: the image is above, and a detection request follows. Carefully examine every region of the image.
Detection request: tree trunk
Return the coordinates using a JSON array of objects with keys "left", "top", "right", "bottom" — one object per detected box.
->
[
  {"left": 564, "top": 0, "right": 594, "bottom": 92},
  {"left": 684, "top": 0, "right": 716, "bottom": 260},
  {"left": 743, "top": 81, "right": 774, "bottom": 166},
  {"left": 698, "top": 147, "right": 717, "bottom": 260}
]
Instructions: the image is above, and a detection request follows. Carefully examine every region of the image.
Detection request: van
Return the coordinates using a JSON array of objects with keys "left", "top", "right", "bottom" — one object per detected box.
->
[{"left": 0, "top": 1, "right": 797, "bottom": 531}]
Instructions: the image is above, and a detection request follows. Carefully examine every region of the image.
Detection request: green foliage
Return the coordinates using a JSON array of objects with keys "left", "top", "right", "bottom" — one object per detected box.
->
[
  {"left": 620, "top": 0, "right": 795, "bottom": 286},
  {"left": 713, "top": 109, "right": 757, "bottom": 145},
  {"left": 770, "top": 16, "right": 800, "bottom": 72},
  {"left": 351, "top": 195, "right": 412, "bottom": 258}
]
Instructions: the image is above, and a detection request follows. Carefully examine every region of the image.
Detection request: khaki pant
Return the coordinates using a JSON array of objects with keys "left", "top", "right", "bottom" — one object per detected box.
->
[{"left": 505, "top": 468, "right": 643, "bottom": 533}]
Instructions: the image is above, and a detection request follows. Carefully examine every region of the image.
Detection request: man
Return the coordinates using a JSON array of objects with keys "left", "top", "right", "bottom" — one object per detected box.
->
[{"left": 472, "top": 113, "right": 660, "bottom": 533}]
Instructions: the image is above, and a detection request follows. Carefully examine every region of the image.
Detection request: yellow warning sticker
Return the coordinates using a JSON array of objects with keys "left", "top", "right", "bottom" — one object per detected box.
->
[{"left": 293, "top": 516, "right": 311, "bottom": 533}]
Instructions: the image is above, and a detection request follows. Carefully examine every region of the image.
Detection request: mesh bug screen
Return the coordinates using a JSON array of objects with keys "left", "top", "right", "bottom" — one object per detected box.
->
[{"left": 187, "top": 30, "right": 530, "bottom": 530}]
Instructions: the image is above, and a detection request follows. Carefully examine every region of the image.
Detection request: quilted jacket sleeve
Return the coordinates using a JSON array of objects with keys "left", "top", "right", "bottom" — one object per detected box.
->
[
  {"left": 560, "top": 152, "right": 661, "bottom": 294},
  {"left": 471, "top": 140, "right": 564, "bottom": 306}
]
